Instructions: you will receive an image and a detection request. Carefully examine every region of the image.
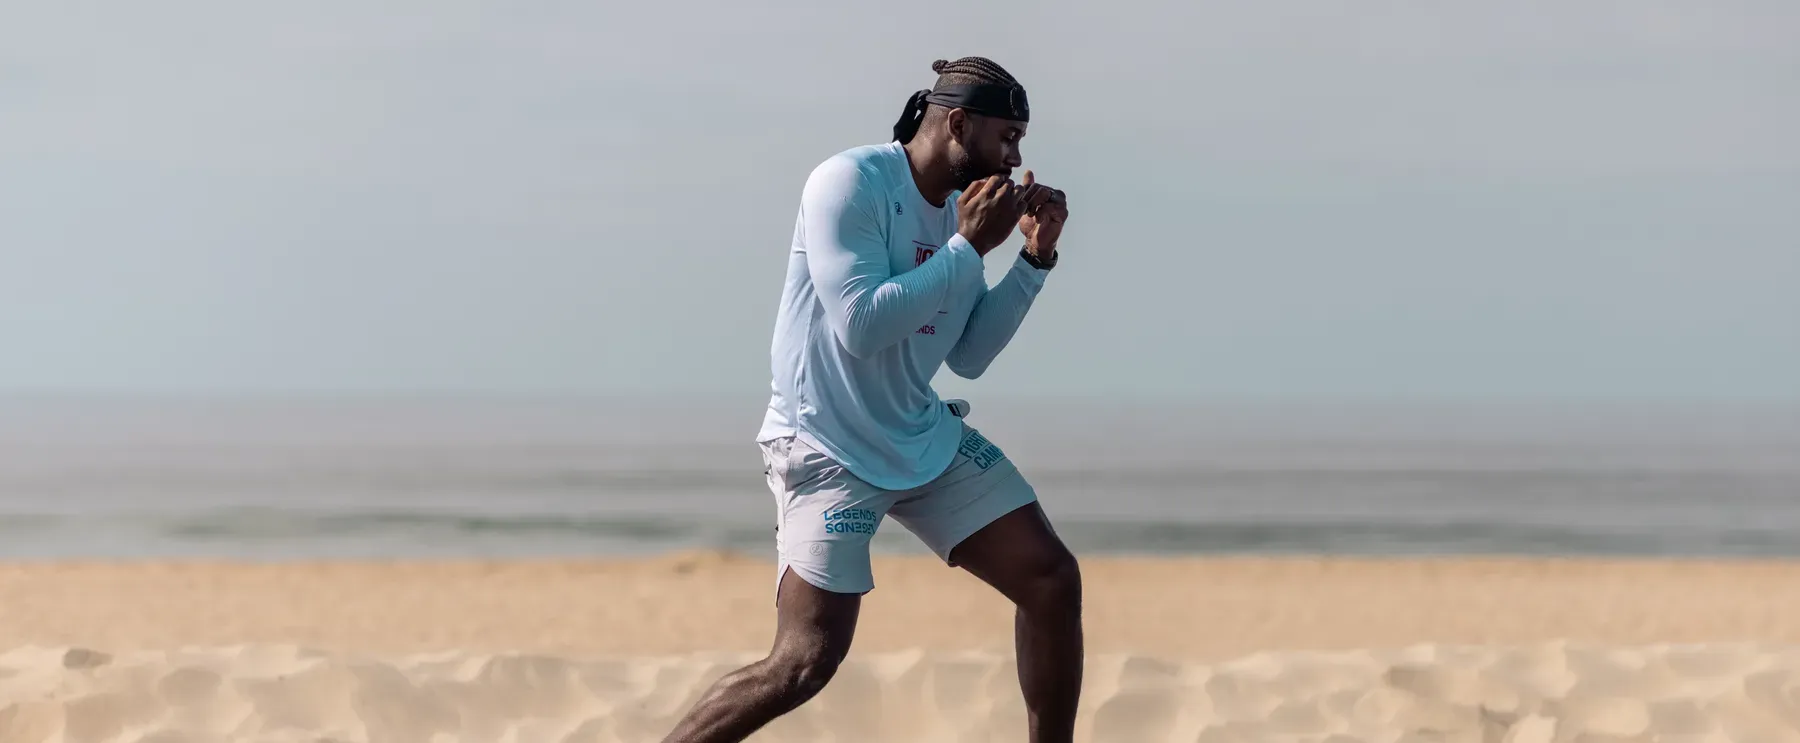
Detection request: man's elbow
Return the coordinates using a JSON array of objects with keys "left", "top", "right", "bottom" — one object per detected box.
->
[
  {"left": 832, "top": 323, "right": 893, "bottom": 359},
  {"left": 838, "top": 334, "right": 878, "bottom": 359},
  {"left": 947, "top": 354, "right": 991, "bottom": 380}
]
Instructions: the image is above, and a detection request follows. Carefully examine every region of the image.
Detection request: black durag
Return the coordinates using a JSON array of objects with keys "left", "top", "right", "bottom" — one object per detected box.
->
[{"left": 891, "top": 83, "right": 1030, "bottom": 143}]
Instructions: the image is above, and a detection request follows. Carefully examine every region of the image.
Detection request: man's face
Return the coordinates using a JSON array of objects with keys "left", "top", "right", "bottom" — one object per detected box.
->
[{"left": 948, "top": 111, "right": 1028, "bottom": 189}]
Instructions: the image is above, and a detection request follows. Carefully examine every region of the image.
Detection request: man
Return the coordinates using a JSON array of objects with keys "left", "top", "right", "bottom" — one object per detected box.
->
[{"left": 662, "top": 56, "right": 1081, "bottom": 743}]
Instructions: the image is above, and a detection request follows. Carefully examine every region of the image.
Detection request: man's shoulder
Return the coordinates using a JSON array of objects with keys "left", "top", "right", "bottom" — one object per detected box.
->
[
  {"left": 824, "top": 140, "right": 905, "bottom": 170},
  {"left": 806, "top": 141, "right": 906, "bottom": 192}
]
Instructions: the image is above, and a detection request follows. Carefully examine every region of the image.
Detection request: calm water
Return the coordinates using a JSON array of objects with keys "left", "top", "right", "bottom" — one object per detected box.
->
[{"left": 1, "top": 398, "right": 1795, "bottom": 560}]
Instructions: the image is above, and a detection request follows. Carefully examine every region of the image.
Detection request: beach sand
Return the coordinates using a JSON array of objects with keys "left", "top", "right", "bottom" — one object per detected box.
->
[{"left": 5, "top": 554, "right": 1800, "bottom": 741}]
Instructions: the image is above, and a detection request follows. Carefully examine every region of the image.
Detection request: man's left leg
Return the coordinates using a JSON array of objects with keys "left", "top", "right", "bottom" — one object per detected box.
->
[
  {"left": 949, "top": 502, "right": 1083, "bottom": 743},
  {"left": 889, "top": 423, "right": 1083, "bottom": 743}
]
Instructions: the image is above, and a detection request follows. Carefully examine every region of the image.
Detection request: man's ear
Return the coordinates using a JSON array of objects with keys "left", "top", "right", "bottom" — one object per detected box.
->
[{"left": 946, "top": 108, "right": 967, "bottom": 143}]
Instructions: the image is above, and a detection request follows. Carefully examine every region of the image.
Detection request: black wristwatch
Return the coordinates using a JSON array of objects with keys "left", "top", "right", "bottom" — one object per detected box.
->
[{"left": 1021, "top": 246, "right": 1058, "bottom": 270}]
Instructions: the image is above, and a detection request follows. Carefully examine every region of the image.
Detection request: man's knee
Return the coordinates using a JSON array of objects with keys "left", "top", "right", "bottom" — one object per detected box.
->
[
  {"left": 1017, "top": 546, "right": 1082, "bottom": 616},
  {"left": 766, "top": 642, "right": 846, "bottom": 703}
]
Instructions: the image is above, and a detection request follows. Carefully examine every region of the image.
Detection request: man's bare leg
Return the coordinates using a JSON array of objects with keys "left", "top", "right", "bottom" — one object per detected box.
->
[
  {"left": 948, "top": 501, "right": 1084, "bottom": 743},
  {"left": 660, "top": 568, "right": 861, "bottom": 743}
]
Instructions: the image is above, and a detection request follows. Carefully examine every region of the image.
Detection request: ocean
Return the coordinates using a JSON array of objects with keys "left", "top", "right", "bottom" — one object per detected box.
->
[{"left": 1, "top": 397, "right": 1795, "bottom": 560}]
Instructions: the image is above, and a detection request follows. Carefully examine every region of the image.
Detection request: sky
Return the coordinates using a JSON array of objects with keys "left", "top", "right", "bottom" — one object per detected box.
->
[{"left": 2, "top": 0, "right": 1796, "bottom": 405}]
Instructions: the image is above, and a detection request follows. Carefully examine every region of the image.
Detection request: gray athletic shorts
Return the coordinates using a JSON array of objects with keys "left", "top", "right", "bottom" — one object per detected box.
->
[{"left": 758, "top": 420, "right": 1038, "bottom": 596}]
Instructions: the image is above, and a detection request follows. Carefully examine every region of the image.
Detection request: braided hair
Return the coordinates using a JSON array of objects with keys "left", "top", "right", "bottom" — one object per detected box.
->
[{"left": 892, "top": 57, "right": 1023, "bottom": 144}]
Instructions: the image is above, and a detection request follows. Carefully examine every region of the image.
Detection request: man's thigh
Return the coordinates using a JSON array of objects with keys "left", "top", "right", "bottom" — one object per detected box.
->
[
  {"left": 887, "top": 422, "right": 1041, "bottom": 567},
  {"left": 762, "top": 436, "right": 898, "bottom": 597}
]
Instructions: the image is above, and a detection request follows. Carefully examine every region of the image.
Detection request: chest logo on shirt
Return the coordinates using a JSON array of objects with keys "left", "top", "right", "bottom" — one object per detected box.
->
[
  {"left": 894, "top": 202, "right": 903, "bottom": 215},
  {"left": 912, "top": 240, "right": 937, "bottom": 267},
  {"left": 910, "top": 241, "right": 945, "bottom": 336}
]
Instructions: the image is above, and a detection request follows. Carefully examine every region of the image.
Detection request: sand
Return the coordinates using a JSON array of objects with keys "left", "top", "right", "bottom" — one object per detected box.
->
[{"left": 5, "top": 554, "right": 1800, "bottom": 742}]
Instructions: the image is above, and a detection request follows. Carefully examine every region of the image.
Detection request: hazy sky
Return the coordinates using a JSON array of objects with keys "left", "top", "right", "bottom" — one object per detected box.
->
[{"left": 3, "top": 0, "right": 1796, "bottom": 403}]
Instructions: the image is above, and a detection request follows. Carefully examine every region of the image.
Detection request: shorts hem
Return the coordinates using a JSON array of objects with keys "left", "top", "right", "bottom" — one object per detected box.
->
[
  {"left": 921, "top": 468, "right": 1039, "bottom": 566},
  {"left": 774, "top": 561, "right": 874, "bottom": 604}
]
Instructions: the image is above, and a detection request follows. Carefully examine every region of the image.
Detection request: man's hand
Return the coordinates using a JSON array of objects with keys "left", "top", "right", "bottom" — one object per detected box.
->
[
  {"left": 1015, "top": 170, "right": 1068, "bottom": 260},
  {"left": 956, "top": 175, "right": 1027, "bottom": 255}
]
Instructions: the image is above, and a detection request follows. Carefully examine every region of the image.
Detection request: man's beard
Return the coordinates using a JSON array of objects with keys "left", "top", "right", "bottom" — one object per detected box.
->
[{"left": 949, "top": 151, "right": 1005, "bottom": 191}]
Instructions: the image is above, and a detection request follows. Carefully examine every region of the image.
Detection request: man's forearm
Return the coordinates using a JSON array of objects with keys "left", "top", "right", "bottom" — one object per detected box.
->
[
  {"left": 812, "top": 235, "right": 985, "bottom": 358},
  {"left": 945, "top": 252, "right": 1050, "bottom": 378}
]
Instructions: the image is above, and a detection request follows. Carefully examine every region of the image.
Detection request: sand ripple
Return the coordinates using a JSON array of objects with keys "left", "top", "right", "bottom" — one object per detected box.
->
[{"left": 3, "top": 643, "right": 1799, "bottom": 742}]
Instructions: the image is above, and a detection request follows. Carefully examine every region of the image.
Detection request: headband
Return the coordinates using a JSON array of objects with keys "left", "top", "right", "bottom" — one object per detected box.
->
[
  {"left": 892, "top": 81, "right": 1031, "bottom": 143},
  {"left": 921, "top": 83, "right": 1030, "bottom": 122}
]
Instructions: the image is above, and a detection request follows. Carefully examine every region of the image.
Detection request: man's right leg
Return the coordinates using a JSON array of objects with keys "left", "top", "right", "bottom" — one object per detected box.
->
[
  {"left": 663, "top": 435, "right": 892, "bottom": 743},
  {"left": 659, "top": 567, "right": 861, "bottom": 743}
]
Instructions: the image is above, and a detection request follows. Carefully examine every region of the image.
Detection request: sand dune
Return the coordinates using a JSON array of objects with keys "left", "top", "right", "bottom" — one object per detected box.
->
[
  {"left": 3, "top": 642, "right": 1800, "bottom": 742},
  {"left": 8, "top": 556, "right": 1800, "bottom": 741}
]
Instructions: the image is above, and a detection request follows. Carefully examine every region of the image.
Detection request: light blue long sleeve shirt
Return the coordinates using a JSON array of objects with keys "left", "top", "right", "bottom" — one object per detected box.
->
[{"left": 757, "top": 142, "right": 1051, "bottom": 490}]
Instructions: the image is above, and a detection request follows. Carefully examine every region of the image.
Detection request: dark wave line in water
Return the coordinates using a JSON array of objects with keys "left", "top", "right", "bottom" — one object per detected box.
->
[
  {"left": 9, "top": 464, "right": 1790, "bottom": 495},
  {"left": 1055, "top": 519, "right": 1800, "bottom": 556},
  {"left": 0, "top": 513, "right": 59, "bottom": 532},
  {"left": 0, "top": 469, "right": 757, "bottom": 493},
  {"left": 7, "top": 509, "right": 1800, "bottom": 557},
  {"left": 162, "top": 509, "right": 712, "bottom": 542}
]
